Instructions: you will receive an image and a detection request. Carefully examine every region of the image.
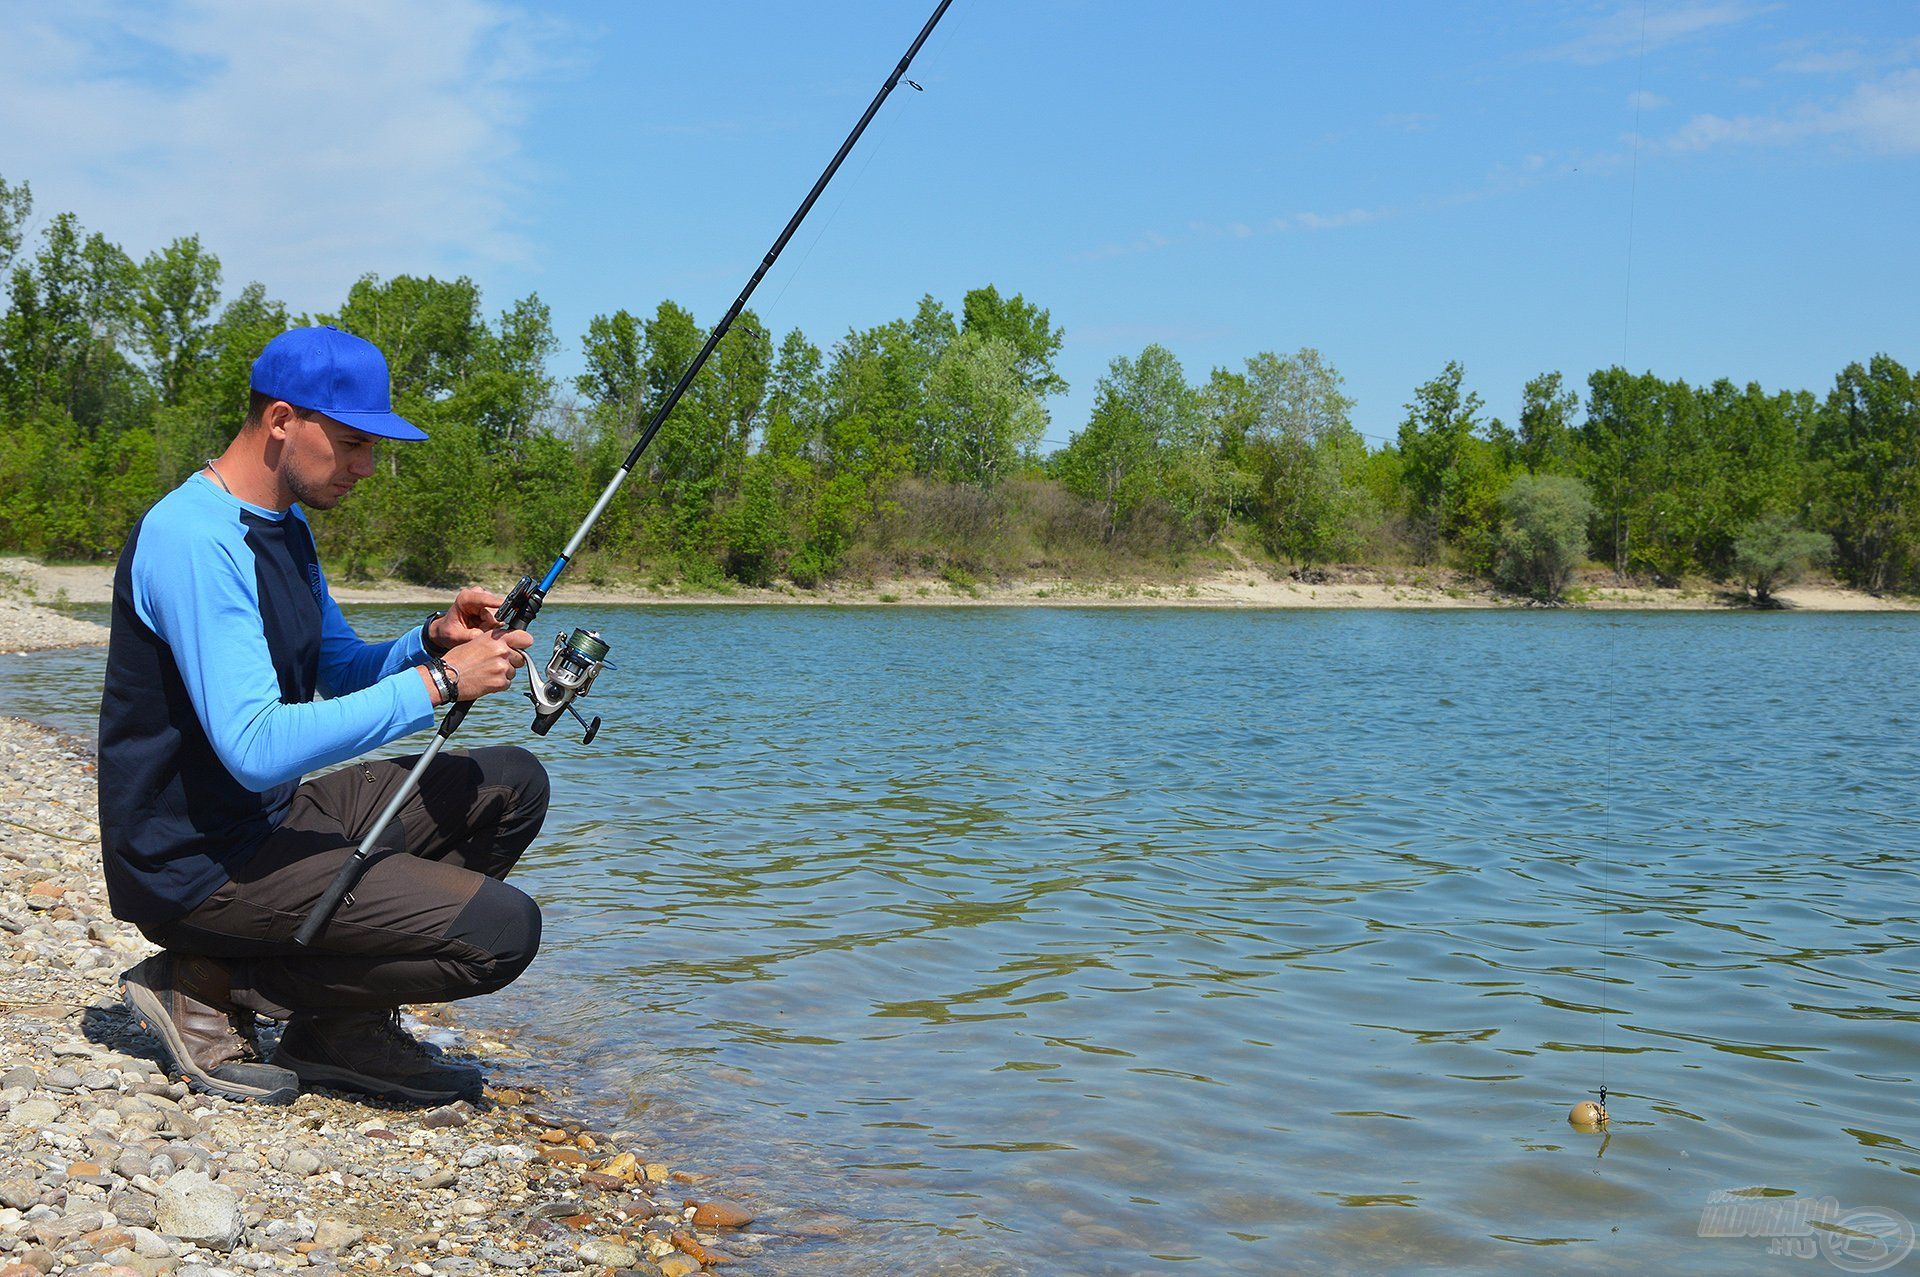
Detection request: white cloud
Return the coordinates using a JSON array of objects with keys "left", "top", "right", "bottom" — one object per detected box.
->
[
  {"left": 1539, "top": 2, "right": 1776, "bottom": 65},
  {"left": 0, "top": 0, "right": 564, "bottom": 313},
  {"left": 1664, "top": 69, "right": 1920, "bottom": 154}
]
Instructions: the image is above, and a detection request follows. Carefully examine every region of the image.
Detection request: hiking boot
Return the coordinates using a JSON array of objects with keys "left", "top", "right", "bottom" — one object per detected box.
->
[
  {"left": 120, "top": 954, "right": 299, "bottom": 1105},
  {"left": 272, "top": 1009, "right": 484, "bottom": 1104}
]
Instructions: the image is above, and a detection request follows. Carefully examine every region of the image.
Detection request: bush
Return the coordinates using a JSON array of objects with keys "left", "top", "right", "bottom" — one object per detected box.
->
[
  {"left": 1732, "top": 513, "right": 1832, "bottom": 605},
  {"left": 1495, "top": 474, "right": 1592, "bottom": 601}
]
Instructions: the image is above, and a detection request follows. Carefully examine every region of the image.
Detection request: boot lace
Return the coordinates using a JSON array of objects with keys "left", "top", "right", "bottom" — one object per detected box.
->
[{"left": 373, "top": 1009, "right": 439, "bottom": 1067}]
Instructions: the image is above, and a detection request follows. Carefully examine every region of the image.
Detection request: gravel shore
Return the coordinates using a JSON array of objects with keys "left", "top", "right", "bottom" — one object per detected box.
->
[{"left": 0, "top": 603, "right": 784, "bottom": 1275}]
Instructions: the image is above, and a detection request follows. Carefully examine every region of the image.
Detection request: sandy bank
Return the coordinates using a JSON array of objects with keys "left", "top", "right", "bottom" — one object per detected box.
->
[{"left": 6, "top": 555, "right": 1913, "bottom": 617}]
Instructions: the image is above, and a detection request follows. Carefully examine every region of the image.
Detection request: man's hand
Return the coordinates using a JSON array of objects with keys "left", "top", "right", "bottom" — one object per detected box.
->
[
  {"left": 428, "top": 587, "right": 507, "bottom": 651},
  {"left": 441, "top": 628, "right": 535, "bottom": 701}
]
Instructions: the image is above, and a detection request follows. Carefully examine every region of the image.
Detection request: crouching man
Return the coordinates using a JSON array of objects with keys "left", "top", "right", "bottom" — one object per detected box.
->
[{"left": 99, "top": 325, "right": 544, "bottom": 1105}]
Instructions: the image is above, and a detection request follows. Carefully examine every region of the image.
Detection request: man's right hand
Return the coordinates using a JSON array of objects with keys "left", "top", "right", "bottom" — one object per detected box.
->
[{"left": 442, "top": 628, "right": 535, "bottom": 701}]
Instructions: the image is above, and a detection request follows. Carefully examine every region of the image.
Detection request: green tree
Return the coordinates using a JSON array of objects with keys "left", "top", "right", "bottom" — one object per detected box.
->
[
  {"left": 1518, "top": 372, "right": 1579, "bottom": 475},
  {"left": 1495, "top": 474, "right": 1593, "bottom": 601},
  {"left": 960, "top": 284, "right": 1066, "bottom": 398},
  {"left": 133, "top": 235, "right": 222, "bottom": 407},
  {"left": 920, "top": 331, "right": 1046, "bottom": 489},
  {"left": 1056, "top": 344, "right": 1195, "bottom": 542},
  {"left": 1398, "top": 361, "right": 1504, "bottom": 565},
  {"left": 1808, "top": 355, "right": 1919, "bottom": 592}
]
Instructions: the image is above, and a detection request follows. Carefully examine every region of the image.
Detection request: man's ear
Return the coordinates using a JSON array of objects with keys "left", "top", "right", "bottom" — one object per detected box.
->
[{"left": 261, "top": 399, "right": 299, "bottom": 440}]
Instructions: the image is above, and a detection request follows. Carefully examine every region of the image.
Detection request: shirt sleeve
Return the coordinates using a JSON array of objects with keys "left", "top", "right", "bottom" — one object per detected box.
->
[
  {"left": 315, "top": 569, "right": 429, "bottom": 698},
  {"left": 131, "top": 521, "right": 436, "bottom": 793}
]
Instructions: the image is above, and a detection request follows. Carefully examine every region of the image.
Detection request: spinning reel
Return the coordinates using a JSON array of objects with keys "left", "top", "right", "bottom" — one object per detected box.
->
[{"left": 527, "top": 626, "right": 613, "bottom": 743}]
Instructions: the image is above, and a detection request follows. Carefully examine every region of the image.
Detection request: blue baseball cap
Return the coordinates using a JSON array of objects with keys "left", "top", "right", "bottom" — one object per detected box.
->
[{"left": 249, "top": 325, "right": 428, "bottom": 442}]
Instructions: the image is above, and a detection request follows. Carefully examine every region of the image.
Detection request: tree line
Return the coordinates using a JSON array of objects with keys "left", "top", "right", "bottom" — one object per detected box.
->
[{"left": 1, "top": 173, "right": 1914, "bottom": 599}]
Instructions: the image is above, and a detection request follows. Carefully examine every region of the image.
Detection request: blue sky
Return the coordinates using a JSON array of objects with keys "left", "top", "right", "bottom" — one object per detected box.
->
[{"left": 2, "top": 1, "right": 1915, "bottom": 448}]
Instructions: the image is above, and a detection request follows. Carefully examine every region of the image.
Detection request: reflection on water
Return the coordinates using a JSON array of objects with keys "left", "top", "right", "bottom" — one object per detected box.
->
[{"left": 10, "top": 604, "right": 1918, "bottom": 1275}]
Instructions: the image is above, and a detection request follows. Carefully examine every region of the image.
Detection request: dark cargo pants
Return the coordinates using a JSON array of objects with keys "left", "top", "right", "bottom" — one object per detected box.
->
[{"left": 143, "top": 745, "right": 548, "bottom": 1017}]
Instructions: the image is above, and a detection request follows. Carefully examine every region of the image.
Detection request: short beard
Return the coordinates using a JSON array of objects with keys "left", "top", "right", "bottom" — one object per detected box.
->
[{"left": 283, "top": 466, "right": 343, "bottom": 511}]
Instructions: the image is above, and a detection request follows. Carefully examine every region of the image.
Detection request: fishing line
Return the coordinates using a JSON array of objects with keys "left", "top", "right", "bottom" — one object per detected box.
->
[
  {"left": 760, "top": 10, "right": 961, "bottom": 328},
  {"left": 1594, "top": 0, "right": 1651, "bottom": 1122}
]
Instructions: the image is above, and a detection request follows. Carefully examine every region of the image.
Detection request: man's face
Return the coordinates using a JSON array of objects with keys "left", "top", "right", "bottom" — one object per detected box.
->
[{"left": 277, "top": 413, "right": 379, "bottom": 510}]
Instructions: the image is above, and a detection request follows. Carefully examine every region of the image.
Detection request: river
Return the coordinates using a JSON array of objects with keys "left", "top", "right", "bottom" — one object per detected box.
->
[{"left": 7, "top": 604, "right": 1916, "bottom": 1274}]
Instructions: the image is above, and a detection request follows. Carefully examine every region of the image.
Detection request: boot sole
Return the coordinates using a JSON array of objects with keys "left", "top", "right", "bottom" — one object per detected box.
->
[
  {"left": 270, "top": 1046, "right": 480, "bottom": 1105},
  {"left": 121, "top": 979, "right": 299, "bottom": 1105}
]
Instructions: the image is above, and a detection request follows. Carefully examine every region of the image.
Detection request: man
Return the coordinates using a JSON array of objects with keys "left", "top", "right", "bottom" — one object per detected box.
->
[{"left": 99, "top": 324, "right": 544, "bottom": 1106}]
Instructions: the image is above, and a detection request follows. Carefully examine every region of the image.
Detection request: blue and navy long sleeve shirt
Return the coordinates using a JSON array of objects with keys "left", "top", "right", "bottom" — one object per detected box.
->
[{"left": 98, "top": 474, "right": 437, "bottom": 926}]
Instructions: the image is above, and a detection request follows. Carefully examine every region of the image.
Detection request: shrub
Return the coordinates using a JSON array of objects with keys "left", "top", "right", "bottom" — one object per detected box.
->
[
  {"left": 1732, "top": 513, "right": 1832, "bottom": 606},
  {"left": 1495, "top": 474, "right": 1593, "bottom": 602}
]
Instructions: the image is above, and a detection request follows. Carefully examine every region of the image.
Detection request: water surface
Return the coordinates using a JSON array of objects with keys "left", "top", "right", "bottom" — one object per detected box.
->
[{"left": 10, "top": 605, "right": 1917, "bottom": 1274}]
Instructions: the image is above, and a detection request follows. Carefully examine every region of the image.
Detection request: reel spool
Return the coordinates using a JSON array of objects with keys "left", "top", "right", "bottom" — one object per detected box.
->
[{"left": 527, "top": 627, "right": 613, "bottom": 743}]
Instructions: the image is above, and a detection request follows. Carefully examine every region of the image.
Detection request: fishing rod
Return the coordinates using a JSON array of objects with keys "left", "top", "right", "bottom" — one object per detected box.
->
[{"left": 294, "top": 0, "right": 955, "bottom": 945}]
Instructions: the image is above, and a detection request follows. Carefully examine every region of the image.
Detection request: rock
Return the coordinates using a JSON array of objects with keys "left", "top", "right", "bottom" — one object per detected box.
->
[
  {"left": 576, "top": 1173, "right": 625, "bottom": 1192},
  {"left": 0, "top": 1265, "right": 42, "bottom": 1277},
  {"left": 454, "top": 1148, "right": 493, "bottom": 1170},
  {"left": 114, "top": 1152, "right": 151, "bottom": 1181},
  {"left": 417, "top": 1104, "right": 472, "bottom": 1130},
  {"left": 537, "top": 1147, "right": 587, "bottom": 1166},
  {"left": 451, "top": 1200, "right": 488, "bottom": 1219},
  {"left": 80, "top": 1071, "right": 116, "bottom": 1091},
  {"left": 128, "top": 1228, "right": 176, "bottom": 1259},
  {"left": 418, "top": 1167, "right": 457, "bottom": 1190},
  {"left": 0, "top": 1179, "right": 39, "bottom": 1210},
  {"left": 595, "top": 1152, "right": 636, "bottom": 1179},
  {"left": 153, "top": 1171, "right": 242, "bottom": 1252},
  {"left": 6, "top": 1099, "right": 63, "bottom": 1129},
  {"left": 656, "top": 1258, "right": 699, "bottom": 1277},
  {"left": 641, "top": 1164, "right": 669, "bottom": 1185},
  {"left": 574, "top": 1239, "right": 636, "bottom": 1269},
  {"left": 42, "top": 1066, "right": 84, "bottom": 1091},
  {"left": 16, "top": 1249, "right": 55, "bottom": 1274},
  {"left": 283, "top": 1150, "right": 323, "bottom": 1177},
  {"left": 688, "top": 1199, "right": 754, "bottom": 1229},
  {"left": 468, "top": 1246, "right": 529, "bottom": 1271},
  {"left": 109, "top": 1192, "right": 155, "bottom": 1229},
  {"left": 311, "top": 1221, "right": 364, "bottom": 1252},
  {"left": 1, "top": 1066, "right": 38, "bottom": 1090}
]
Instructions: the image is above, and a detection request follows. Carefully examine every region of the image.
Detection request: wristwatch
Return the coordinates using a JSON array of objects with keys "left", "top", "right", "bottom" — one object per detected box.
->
[{"left": 423, "top": 610, "right": 449, "bottom": 658}]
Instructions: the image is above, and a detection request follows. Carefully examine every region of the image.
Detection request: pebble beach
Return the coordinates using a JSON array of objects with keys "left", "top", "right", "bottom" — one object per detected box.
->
[{"left": 0, "top": 596, "right": 784, "bottom": 1277}]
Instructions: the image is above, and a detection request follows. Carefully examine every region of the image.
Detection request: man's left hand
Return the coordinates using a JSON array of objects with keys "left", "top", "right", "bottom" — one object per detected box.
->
[{"left": 429, "top": 588, "right": 507, "bottom": 649}]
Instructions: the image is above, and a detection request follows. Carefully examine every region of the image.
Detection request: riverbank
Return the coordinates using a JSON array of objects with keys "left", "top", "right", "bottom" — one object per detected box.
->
[
  {"left": 0, "top": 716, "right": 790, "bottom": 1277},
  {"left": 5, "top": 555, "right": 1914, "bottom": 612}
]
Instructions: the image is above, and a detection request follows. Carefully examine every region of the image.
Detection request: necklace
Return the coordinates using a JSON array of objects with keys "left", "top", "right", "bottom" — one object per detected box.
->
[{"left": 204, "top": 460, "right": 233, "bottom": 495}]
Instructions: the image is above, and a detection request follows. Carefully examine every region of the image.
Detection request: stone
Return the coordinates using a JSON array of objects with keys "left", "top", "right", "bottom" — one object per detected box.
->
[
  {"left": 1, "top": 1067, "right": 38, "bottom": 1091},
  {"left": 153, "top": 1171, "right": 242, "bottom": 1252},
  {"left": 6, "top": 1099, "right": 63, "bottom": 1129},
  {"left": 15, "top": 1248, "right": 55, "bottom": 1274},
  {"left": 641, "top": 1164, "right": 669, "bottom": 1185},
  {"left": 688, "top": 1199, "right": 754, "bottom": 1229},
  {"left": 468, "top": 1246, "right": 529, "bottom": 1271},
  {"left": 573, "top": 1240, "right": 636, "bottom": 1269},
  {"left": 42, "top": 1066, "right": 84, "bottom": 1091},
  {"left": 536, "top": 1147, "right": 586, "bottom": 1166},
  {"left": 417, "top": 1105, "right": 471, "bottom": 1131},
  {"left": 311, "top": 1221, "right": 364, "bottom": 1252},
  {"left": 418, "top": 1168, "right": 457, "bottom": 1191},
  {"left": 129, "top": 1228, "right": 176, "bottom": 1259},
  {"left": 0, "top": 1179, "right": 38, "bottom": 1210},
  {"left": 109, "top": 1192, "right": 156, "bottom": 1229},
  {"left": 283, "top": 1151, "right": 323, "bottom": 1178},
  {"left": 656, "top": 1258, "right": 699, "bottom": 1277}
]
